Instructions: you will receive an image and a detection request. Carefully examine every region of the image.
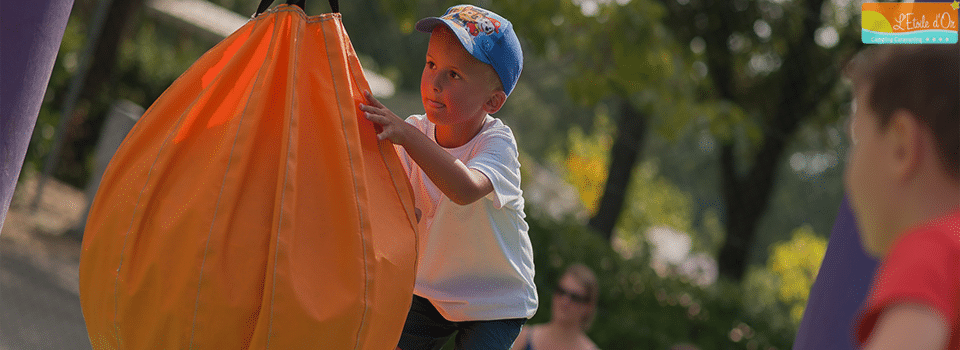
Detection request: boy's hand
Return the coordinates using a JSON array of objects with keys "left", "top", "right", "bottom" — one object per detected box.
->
[
  {"left": 361, "top": 91, "right": 410, "bottom": 145},
  {"left": 361, "top": 91, "right": 493, "bottom": 205}
]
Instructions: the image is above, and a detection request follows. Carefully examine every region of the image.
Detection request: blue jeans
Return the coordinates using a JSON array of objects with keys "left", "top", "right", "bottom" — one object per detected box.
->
[{"left": 396, "top": 295, "right": 527, "bottom": 350}]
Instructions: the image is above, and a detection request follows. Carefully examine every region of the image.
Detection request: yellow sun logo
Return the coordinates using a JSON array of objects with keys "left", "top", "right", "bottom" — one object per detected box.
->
[{"left": 862, "top": 10, "right": 894, "bottom": 33}]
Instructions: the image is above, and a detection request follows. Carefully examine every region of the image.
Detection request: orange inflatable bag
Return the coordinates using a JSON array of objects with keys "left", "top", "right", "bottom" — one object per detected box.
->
[{"left": 78, "top": 2, "right": 418, "bottom": 348}]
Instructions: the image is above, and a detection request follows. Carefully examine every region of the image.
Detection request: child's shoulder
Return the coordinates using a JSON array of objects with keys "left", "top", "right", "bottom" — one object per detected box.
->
[
  {"left": 477, "top": 116, "right": 517, "bottom": 142},
  {"left": 888, "top": 209, "right": 960, "bottom": 262},
  {"left": 909, "top": 209, "right": 960, "bottom": 244},
  {"left": 929, "top": 209, "right": 960, "bottom": 231}
]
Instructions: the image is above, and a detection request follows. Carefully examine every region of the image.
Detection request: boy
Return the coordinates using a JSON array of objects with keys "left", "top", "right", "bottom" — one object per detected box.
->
[
  {"left": 359, "top": 5, "right": 537, "bottom": 350},
  {"left": 844, "top": 44, "right": 959, "bottom": 349}
]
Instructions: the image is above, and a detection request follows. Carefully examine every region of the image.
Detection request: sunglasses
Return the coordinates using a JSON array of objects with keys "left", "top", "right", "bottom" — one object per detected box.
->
[{"left": 554, "top": 285, "right": 591, "bottom": 304}]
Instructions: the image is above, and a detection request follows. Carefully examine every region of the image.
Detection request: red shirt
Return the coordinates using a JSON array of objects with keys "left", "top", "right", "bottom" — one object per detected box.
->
[{"left": 855, "top": 210, "right": 960, "bottom": 349}]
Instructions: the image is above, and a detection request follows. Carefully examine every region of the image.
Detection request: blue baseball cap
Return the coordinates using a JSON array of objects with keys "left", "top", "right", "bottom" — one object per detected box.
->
[{"left": 416, "top": 5, "right": 523, "bottom": 96}]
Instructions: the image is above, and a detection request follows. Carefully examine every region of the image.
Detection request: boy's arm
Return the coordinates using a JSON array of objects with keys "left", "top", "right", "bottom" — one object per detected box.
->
[
  {"left": 864, "top": 303, "right": 948, "bottom": 350},
  {"left": 360, "top": 91, "right": 493, "bottom": 205}
]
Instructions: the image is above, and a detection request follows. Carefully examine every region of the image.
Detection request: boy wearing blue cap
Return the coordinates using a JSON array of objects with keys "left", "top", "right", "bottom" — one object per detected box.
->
[{"left": 360, "top": 4, "right": 536, "bottom": 350}]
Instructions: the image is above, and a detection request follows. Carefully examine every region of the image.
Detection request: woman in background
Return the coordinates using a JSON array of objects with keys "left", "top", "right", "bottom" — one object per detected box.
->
[{"left": 512, "top": 263, "right": 599, "bottom": 350}]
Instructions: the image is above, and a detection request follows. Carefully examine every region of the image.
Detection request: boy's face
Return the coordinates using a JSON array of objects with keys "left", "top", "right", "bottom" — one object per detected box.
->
[
  {"left": 420, "top": 26, "right": 502, "bottom": 127},
  {"left": 844, "top": 89, "right": 899, "bottom": 257}
]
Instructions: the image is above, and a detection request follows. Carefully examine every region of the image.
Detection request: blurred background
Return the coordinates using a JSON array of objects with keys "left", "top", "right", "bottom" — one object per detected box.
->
[{"left": 3, "top": 0, "right": 865, "bottom": 348}]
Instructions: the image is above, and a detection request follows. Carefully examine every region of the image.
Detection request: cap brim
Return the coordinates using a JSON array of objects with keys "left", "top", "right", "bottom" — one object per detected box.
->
[{"left": 415, "top": 17, "right": 447, "bottom": 33}]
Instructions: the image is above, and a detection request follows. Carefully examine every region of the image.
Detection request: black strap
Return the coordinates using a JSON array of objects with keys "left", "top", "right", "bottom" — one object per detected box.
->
[{"left": 255, "top": 0, "right": 339, "bottom": 16}]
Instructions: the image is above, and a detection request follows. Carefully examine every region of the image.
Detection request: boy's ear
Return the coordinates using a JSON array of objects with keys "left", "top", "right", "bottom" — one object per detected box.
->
[
  {"left": 888, "top": 109, "right": 924, "bottom": 181},
  {"left": 483, "top": 90, "right": 507, "bottom": 114}
]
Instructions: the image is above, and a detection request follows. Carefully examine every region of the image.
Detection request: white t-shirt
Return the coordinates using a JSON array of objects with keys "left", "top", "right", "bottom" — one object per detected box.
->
[{"left": 396, "top": 114, "right": 538, "bottom": 322}]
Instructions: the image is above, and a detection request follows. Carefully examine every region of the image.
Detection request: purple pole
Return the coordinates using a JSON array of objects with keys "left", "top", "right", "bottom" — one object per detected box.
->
[
  {"left": 0, "top": 0, "right": 76, "bottom": 230},
  {"left": 793, "top": 196, "right": 878, "bottom": 349}
]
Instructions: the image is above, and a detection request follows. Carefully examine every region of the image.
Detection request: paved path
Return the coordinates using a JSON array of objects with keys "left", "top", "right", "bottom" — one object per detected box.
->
[{"left": 1, "top": 176, "right": 90, "bottom": 350}]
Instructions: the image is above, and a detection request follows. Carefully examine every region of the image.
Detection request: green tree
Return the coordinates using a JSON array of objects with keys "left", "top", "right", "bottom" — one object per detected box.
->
[
  {"left": 35, "top": 0, "right": 147, "bottom": 186},
  {"left": 31, "top": 0, "right": 215, "bottom": 186},
  {"left": 496, "top": 0, "right": 700, "bottom": 242},
  {"left": 652, "top": 0, "right": 861, "bottom": 280},
  {"left": 495, "top": 1, "right": 856, "bottom": 281}
]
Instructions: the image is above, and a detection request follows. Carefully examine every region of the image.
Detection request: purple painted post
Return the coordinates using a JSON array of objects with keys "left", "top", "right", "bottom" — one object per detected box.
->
[
  {"left": 0, "top": 0, "right": 76, "bottom": 230},
  {"left": 793, "top": 196, "right": 878, "bottom": 349}
]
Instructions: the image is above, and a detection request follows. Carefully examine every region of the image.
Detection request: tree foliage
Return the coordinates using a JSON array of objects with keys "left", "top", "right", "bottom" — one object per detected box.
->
[
  {"left": 767, "top": 225, "right": 827, "bottom": 326},
  {"left": 653, "top": 0, "right": 860, "bottom": 280},
  {"left": 28, "top": 0, "right": 213, "bottom": 186}
]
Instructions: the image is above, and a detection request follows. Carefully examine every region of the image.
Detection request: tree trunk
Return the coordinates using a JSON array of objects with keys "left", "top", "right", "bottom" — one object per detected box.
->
[
  {"left": 716, "top": 130, "right": 793, "bottom": 280},
  {"left": 714, "top": 0, "right": 832, "bottom": 281},
  {"left": 57, "top": 0, "right": 145, "bottom": 186},
  {"left": 588, "top": 101, "right": 647, "bottom": 241}
]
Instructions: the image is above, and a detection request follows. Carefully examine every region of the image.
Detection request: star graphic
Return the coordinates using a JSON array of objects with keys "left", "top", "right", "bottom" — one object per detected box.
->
[{"left": 952, "top": 1, "right": 959, "bottom": 10}]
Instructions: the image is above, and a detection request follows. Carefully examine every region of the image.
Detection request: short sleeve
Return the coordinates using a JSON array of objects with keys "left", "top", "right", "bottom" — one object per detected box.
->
[
  {"left": 465, "top": 126, "right": 522, "bottom": 211},
  {"left": 854, "top": 230, "right": 959, "bottom": 345},
  {"left": 395, "top": 115, "right": 426, "bottom": 178}
]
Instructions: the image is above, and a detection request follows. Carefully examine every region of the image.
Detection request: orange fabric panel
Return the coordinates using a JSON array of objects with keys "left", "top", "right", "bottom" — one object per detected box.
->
[{"left": 78, "top": 6, "right": 418, "bottom": 349}]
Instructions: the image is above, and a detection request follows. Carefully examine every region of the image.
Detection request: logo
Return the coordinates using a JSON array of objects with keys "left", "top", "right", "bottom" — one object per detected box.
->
[
  {"left": 862, "top": 2, "right": 958, "bottom": 44},
  {"left": 442, "top": 5, "right": 502, "bottom": 37}
]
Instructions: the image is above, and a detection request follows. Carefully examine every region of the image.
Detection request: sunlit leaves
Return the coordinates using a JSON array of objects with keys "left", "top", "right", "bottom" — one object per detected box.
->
[
  {"left": 555, "top": 113, "right": 700, "bottom": 262},
  {"left": 557, "top": 115, "right": 614, "bottom": 213},
  {"left": 768, "top": 225, "right": 827, "bottom": 325},
  {"left": 621, "top": 161, "right": 694, "bottom": 237},
  {"left": 503, "top": 0, "right": 685, "bottom": 111}
]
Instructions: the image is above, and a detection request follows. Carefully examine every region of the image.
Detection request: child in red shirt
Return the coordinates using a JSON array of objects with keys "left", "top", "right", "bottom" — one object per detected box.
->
[{"left": 844, "top": 44, "right": 959, "bottom": 349}]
